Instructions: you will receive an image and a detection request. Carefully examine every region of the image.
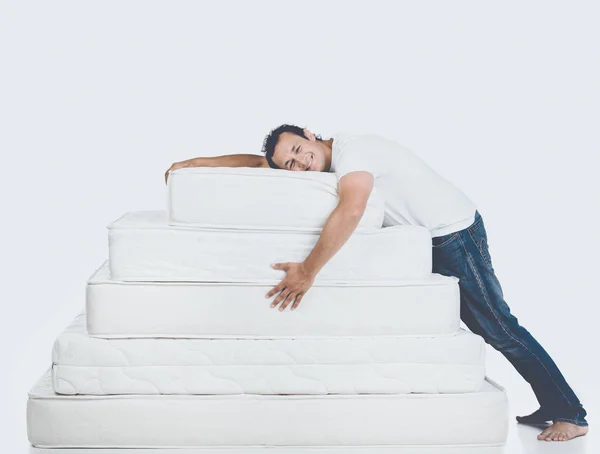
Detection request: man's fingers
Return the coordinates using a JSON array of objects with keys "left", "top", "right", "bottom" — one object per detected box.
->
[
  {"left": 290, "top": 293, "right": 304, "bottom": 311},
  {"left": 271, "top": 289, "right": 291, "bottom": 309},
  {"left": 271, "top": 262, "right": 290, "bottom": 271},
  {"left": 265, "top": 283, "right": 285, "bottom": 299},
  {"left": 277, "top": 292, "right": 294, "bottom": 311},
  {"left": 165, "top": 164, "right": 176, "bottom": 184},
  {"left": 279, "top": 292, "right": 297, "bottom": 311}
]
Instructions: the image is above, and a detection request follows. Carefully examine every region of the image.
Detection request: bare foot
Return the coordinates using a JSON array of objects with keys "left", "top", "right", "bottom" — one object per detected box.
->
[{"left": 537, "top": 421, "right": 589, "bottom": 441}]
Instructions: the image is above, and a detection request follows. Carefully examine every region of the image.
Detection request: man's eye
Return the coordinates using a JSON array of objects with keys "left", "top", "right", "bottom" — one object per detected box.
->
[{"left": 291, "top": 160, "right": 295, "bottom": 170}]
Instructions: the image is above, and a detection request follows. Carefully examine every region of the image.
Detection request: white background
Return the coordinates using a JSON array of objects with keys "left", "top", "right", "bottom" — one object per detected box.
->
[{"left": 1, "top": 1, "right": 599, "bottom": 452}]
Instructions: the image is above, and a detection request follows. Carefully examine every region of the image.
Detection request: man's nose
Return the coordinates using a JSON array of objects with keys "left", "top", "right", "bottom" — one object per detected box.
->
[{"left": 299, "top": 156, "right": 309, "bottom": 169}]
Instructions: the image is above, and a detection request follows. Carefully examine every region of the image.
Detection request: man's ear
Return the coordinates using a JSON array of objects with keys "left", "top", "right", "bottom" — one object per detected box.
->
[{"left": 303, "top": 128, "right": 316, "bottom": 141}]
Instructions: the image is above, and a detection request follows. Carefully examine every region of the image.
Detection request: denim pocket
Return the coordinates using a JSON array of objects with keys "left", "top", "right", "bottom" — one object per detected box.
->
[
  {"left": 432, "top": 231, "right": 460, "bottom": 248},
  {"left": 467, "top": 215, "right": 494, "bottom": 271}
]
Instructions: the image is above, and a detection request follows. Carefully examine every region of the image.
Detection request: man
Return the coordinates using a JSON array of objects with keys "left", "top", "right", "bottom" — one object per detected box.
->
[{"left": 165, "top": 124, "right": 588, "bottom": 442}]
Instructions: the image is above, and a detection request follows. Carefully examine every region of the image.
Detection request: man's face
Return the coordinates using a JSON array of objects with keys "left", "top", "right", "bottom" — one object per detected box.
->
[{"left": 272, "top": 131, "right": 327, "bottom": 172}]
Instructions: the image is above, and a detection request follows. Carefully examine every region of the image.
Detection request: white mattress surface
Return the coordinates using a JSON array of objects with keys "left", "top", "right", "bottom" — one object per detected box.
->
[
  {"left": 107, "top": 211, "right": 432, "bottom": 283},
  {"left": 54, "top": 314, "right": 485, "bottom": 395},
  {"left": 167, "top": 167, "right": 386, "bottom": 231},
  {"left": 87, "top": 262, "right": 460, "bottom": 338},
  {"left": 28, "top": 371, "right": 508, "bottom": 448}
]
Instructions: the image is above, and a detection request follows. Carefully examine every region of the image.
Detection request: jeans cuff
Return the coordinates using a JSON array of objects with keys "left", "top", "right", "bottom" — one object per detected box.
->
[{"left": 553, "top": 417, "right": 589, "bottom": 427}]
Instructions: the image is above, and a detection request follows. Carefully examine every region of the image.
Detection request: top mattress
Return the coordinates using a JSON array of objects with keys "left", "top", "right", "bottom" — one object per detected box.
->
[{"left": 167, "top": 167, "right": 385, "bottom": 231}]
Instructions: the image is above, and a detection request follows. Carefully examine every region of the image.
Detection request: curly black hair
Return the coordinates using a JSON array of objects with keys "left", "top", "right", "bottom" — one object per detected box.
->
[{"left": 261, "top": 124, "right": 323, "bottom": 169}]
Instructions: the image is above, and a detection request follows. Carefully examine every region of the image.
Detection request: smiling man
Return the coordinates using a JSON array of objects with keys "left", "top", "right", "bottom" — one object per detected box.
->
[{"left": 165, "top": 123, "right": 588, "bottom": 442}]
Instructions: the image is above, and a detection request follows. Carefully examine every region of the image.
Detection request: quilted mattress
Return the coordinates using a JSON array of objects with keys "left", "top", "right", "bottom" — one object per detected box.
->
[
  {"left": 167, "top": 167, "right": 386, "bottom": 231},
  {"left": 87, "top": 262, "right": 460, "bottom": 338},
  {"left": 107, "top": 211, "right": 432, "bottom": 283},
  {"left": 28, "top": 371, "right": 508, "bottom": 448},
  {"left": 53, "top": 314, "right": 485, "bottom": 395}
]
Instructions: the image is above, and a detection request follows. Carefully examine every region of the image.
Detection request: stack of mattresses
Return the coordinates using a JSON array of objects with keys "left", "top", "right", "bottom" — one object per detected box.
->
[{"left": 27, "top": 168, "right": 508, "bottom": 450}]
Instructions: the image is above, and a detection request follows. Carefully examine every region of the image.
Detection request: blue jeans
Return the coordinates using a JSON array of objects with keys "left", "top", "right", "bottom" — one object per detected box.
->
[{"left": 432, "top": 210, "right": 588, "bottom": 426}]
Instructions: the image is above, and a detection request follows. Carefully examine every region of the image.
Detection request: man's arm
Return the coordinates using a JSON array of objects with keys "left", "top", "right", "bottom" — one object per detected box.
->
[
  {"left": 267, "top": 171, "right": 375, "bottom": 311},
  {"left": 165, "top": 154, "right": 268, "bottom": 183}
]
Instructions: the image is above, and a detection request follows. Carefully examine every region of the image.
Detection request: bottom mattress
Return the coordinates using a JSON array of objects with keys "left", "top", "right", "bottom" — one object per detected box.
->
[
  {"left": 28, "top": 371, "right": 508, "bottom": 448},
  {"left": 53, "top": 314, "right": 485, "bottom": 395}
]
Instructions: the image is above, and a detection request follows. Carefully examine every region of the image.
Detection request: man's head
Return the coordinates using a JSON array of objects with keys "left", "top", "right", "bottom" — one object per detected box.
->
[{"left": 261, "top": 124, "right": 332, "bottom": 172}]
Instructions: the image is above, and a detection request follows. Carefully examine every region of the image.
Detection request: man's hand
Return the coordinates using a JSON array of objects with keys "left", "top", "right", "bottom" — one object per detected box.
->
[
  {"left": 266, "top": 262, "right": 316, "bottom": 311},
  {"left": 165, "top": 160, "right": 191, "bottom": 184}
]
